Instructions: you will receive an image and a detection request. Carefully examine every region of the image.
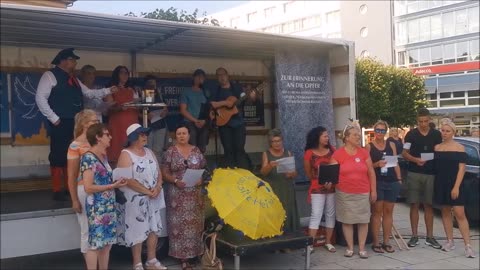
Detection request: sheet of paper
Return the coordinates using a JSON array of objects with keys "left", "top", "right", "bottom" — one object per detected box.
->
[
  {"left": 384, "top": 155, "right": 398, "bottom": 168},
  {"left": 420, "top": 153, "right": 434, "bottom": 161},
  {"left": 149, "top": 110, "right": 166, "bottom": 124},
  {"left": 182, "top": 169, "right": 205, "bottom": 187},
  {"left": 276, "top": 156, "right": 295, "bottom": 173},
  {"left": 112, "top": 166, "right": 133, "bottom": 182}
]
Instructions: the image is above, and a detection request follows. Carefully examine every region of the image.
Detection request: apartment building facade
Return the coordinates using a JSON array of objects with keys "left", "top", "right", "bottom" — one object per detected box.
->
[
  {"left": 210, "top": 1, "right": 394, "bottom": 64},
  {"left": 393, "top": 0, "right": 480, "bottom": 135}
]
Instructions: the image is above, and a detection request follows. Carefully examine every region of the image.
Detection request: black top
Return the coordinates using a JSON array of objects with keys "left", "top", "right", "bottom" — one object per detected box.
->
[
  {"left": 433, "top": 151, "right": 467, "bottom": 206},
  {"left": 404, "top": 128, "right": 442, "bottom": 175},
  {"left": 213, "top": 84, "right": 244, "bottom": 128},
  {"left": 386, "top": 137, "right": 403, "bottom": 155},
  {"left": 369, "top": 142, "right": 396, "bottom": 182}
]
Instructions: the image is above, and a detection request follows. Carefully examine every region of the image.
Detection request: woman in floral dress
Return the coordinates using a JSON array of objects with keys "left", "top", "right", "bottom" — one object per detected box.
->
[
  {"left": 161, "top": 124, "right": 207, "bottom": 270},
  {"left": 82, "top": 123, "right": 127, "bottom": 270},
  {"left": 116, "top": 123, "right": 168, "bottom": 270}
]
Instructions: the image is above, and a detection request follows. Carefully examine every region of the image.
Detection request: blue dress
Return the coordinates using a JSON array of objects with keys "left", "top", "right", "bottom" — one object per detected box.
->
[{"left": 81, "top": 152, "right": 117, "bottom": 249}]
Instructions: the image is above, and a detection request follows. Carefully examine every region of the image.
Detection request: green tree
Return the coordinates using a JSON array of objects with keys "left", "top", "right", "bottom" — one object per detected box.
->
[
  {"left": 356, "top": 58, "right": 428, "bottom": 128},
  {"left": 125, "top": 7, "right": 219, "bottom": 26}
]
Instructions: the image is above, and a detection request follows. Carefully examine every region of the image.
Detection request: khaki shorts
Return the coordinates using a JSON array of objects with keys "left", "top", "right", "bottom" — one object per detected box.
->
[{"left": 406, "top": 172, "right": 434, "bottom": 205}]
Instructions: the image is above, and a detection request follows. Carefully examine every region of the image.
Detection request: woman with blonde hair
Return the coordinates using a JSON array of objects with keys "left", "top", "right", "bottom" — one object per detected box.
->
[
  {"left": 365, "top": 120, "right": 402, "bottom": 253},
  {"left": 67, "top": 109, "right": 100, "bottom": 261},
  {"left": 332, "top": 124, "right": 376, "bottom": 258},
  {"left": 434, "top": 118, "right": 475, "bottom": 258}
]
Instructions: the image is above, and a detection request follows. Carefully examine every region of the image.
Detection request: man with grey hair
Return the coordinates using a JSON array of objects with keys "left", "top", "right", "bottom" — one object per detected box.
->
[{"left": 79, "top": 65, "right": 112, "bottom": 123}]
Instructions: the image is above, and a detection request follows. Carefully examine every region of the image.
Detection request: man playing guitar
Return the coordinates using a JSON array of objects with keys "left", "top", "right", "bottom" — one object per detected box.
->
[{"left": 210, "top": 67, "right": 250, "bottom": 169}]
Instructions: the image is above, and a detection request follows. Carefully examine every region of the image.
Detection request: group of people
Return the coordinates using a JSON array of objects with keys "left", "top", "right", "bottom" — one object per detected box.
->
[{"left": 35, "top": 48, "right": 476, "bottom": 269}]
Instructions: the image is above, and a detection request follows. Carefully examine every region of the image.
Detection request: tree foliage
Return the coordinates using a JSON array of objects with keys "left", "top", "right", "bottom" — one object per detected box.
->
[
  {"left": 356, "top": 58, "right": 429, "bottom": 128},
  {"left": 125, "top": 7, "right": 219, "bottom": 26}
]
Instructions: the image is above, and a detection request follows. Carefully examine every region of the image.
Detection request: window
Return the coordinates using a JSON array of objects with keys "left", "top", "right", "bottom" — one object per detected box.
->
[
  {"left": 453, "top": 91, "right": 465, "bottom": 98},
  {"left": 455, "top": 9, "right": 468, "bottom": 35},
  {"left": 396, "top": 21, "right": 407, "bottom": 45},
  {"left": 407, "top": 0, "right": 419, "bottom": 13},
  {"left": 293, "top": 19, "right": 303, "bottom": 31},
  {"left": 427, "top": 93, "right": 437, "bottom": 100},
  {"left": 440, "top": 92, "right": 452, "bottom": 99},
  {"left": 264, "top": 6, "right": 276, "bottom": 18},
  {"left": 360, "top": 27, "right": 369, "bottom": 38},
  {"left": 326, "top": 11, "right": 340, "bottom": 29},
  {"left": 440, "top": 99, "right": 465, "bottom": 107},
  {"left": 430, "top": 14, "right": 442, "bottom": 39},
  {"left": 397, "top": 51, "right": 407, "bottom": 66},
  {"left": 470, "top": 39, "right": 479, "bottom": 61},
  {"left": 443, "top": 11, "right": 455, "bottom": 37},
  {"left": 418, "top": 1, "right": 429, "bottom": 11},
  {"left": 408, "top": 19, "right": 420, "bottom": 43},
  {"left": 469, "top": 90, "right": 480, "bottom": 97},
  {"left": 431, "top": 45, "right": 443, "bottom": 65},
  {"left": 302, "top": 15, "right": 321, "bottom": 29},
  {"left": 327, "top": 32, "right": 341, "bottom": 38},
  {"left": 395, "top": 0, "right": 407, "bottom": 16},
  {"left": 419, "top": 17, "right": 430, "bottom": 41},
  {"left": 464, "top": 145, "right": 480, "bottom": 166},
  {"left": 429, "top": 0, "right": 442, "bottom": 8},
  {"left": 456, "top": 41, "right": 469, "bottom": 62},
  {"left": 283, "top": 1, "right": 295, "bottom": 13},
  {"left": 419, "top": 47, "right": 431, "bottom": 66},
  {"left": 444, "top": 43, "right": 456, "bottom": 63},
  {"left": 408, "top": 49, "right": 419, "bottom": 67},
  {"left": 247, "top": 12, "right": 258, "bottom": 23},
  {"left": 469, "top": 7, "right": 479, "bottom": 33},
  {"left": 282, "top": 22, "right": 294, "bottom": 33}
]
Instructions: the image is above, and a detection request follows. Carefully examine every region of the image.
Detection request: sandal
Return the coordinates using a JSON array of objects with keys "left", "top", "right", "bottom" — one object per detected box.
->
[
  {"left": 325, "top": 244, "right": 336, "bottom": 253},
  {"left": 344, "top": 249, "right": 354, "bottom": 257},
  {"left": 372, "top": 244, "right": 384, "bottom": 253},
  {"left": 145, "top": 258, "right": 167, "bottom": 270},
  {"left": 359, "top": 250, "right": 369, "bottom": 259},
  {"left": 382, "top": 243, "right": 395, "bottom": 253}
]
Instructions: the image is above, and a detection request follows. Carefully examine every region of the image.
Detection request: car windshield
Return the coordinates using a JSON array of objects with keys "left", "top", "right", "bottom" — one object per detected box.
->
[{"left": 464, "top": 144, "right": 480, "bottom": 167}]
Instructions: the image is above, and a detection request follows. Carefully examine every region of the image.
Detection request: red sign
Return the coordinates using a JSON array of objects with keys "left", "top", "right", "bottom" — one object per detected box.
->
[{"left": 411, "top": 61, "right": 480, "bottom": 75}]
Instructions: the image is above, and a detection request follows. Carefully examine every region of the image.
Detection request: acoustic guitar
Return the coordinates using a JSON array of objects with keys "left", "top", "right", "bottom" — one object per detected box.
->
[{"left": 209, "top": 96, "right": 239, "bottom": 127}]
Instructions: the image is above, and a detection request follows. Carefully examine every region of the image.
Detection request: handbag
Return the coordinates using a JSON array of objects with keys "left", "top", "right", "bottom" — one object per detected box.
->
[{"left": 201, "top": 232, "right": 223, "bottom": 270}]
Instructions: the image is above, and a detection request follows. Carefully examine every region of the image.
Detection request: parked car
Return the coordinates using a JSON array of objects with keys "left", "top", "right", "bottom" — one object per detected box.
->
[{"left": 397, "top": 137, "right": 479, "bottom": 226}]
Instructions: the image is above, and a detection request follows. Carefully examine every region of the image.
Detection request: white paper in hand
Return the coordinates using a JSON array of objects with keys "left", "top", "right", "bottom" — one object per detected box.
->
[
  {"left": 182, "top": 169, "right": 205, "bottom": 187},
  {"left": 420, "top": 153, "right": 434, "bottom": 161},
  {"left": 276, "top": 156, "right": 295, "bottom": 173},
  {"left": 113, "top": 166, "right": 133, "bottom": 182},
  {"left": 384, "top": 156, "right": 398, "bottom": 168}
]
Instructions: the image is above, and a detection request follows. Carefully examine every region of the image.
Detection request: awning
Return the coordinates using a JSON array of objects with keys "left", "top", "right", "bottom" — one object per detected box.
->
[
  {"left": 0, "top": 3, "right": 349, "bottom": 60},
  {"left": 425, "top": 73, "right": 480, "bottom": 94}
]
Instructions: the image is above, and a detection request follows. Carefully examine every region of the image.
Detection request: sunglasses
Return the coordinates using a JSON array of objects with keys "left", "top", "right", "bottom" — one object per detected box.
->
[{"left": 374, "top": 128, "right": 387, "bottom": 134}]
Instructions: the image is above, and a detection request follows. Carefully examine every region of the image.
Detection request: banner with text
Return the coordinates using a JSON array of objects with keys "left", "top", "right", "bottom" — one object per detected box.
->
[{"left": 274, "top": 49, "right": 335, "bottom": 183}]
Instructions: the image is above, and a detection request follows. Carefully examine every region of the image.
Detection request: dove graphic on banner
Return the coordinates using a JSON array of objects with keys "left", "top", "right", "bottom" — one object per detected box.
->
[{"left": 14, "top": 76, "right": 39, "bottom": 119}]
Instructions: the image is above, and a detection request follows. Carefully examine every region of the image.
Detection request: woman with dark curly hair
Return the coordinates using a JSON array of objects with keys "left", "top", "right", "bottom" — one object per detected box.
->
[
  {"left": 304, "top": 126, "right": 337, "bottom": 254},
  {"left": 105, "top": 66, "right": 139, "bottom": 164}
]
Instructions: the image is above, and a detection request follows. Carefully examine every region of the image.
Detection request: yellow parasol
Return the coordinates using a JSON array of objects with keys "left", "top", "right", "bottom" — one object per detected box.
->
[{"left": 206, "top": 168, "right": 286, "bottom": 240}]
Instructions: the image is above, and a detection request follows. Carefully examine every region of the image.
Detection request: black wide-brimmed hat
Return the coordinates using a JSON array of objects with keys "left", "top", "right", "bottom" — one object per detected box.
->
[{"left": 51, "top": 48, "right": 80, "bottom": 65}]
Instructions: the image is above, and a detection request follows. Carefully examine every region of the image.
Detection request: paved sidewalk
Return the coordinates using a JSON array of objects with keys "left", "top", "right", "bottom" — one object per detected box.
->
[{"left": 182, "top": 203, "right": 479, "bottom": 270}]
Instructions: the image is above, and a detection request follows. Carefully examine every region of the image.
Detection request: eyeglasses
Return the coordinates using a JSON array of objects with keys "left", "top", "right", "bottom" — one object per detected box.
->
[{"left": 374, "top": 128, "right": 387, "bottom": 134}]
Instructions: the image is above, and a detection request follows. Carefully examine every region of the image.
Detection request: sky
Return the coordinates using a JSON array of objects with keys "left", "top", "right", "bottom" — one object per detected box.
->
[{"left": 69, "top": 0, "right": 248, "bottom": 17}]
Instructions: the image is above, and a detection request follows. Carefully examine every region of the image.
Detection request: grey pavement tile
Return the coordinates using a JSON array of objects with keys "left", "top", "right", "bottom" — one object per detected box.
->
[
  {"left": 405, "top": 258, "right": 476, "bottom": 269},
  {"left": 445, "top": 256, "right": 480, "bottom": 269},
  {"left": 310, "top": 262, "right": 349, "bottom": 269},
  {"left": 219, "top": 251, "right": 308, "bottom": 269},
  {"left": 382, "top": 246, "right": 456, "bottom": 264},
  {"left": 335, "top": 254, "right": 410, "bottom": 269}
]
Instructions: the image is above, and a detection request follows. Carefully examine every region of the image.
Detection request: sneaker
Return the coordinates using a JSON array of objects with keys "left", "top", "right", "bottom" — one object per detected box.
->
[
  {"left": 465, "top": 244, "right": 476, "bottom": 258},
  {"left": 441, "top": 240, "right": 455, "bottom": 252},
  {"left": 407, "top": 236, "right": 419, "bottom": 247},
  {"left": 425, "top": 237, "right": 442, "bottom": 249}
]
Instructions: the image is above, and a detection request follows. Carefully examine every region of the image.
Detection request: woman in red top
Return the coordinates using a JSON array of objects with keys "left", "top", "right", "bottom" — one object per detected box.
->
[
  {"left": 304, "top": 126, "right": 336, "bottom": 254},
  {"left": 105, "top": 66, "right": 139, "bottom": 165},
  {"left": 332, "top": 125, "right": 376, "bottom": 259}
]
